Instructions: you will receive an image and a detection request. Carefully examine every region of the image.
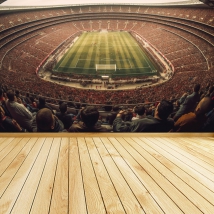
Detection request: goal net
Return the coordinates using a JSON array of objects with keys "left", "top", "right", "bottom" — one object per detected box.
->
[{"left": 96, "top": 64, "right": 116, "bottom": 71}]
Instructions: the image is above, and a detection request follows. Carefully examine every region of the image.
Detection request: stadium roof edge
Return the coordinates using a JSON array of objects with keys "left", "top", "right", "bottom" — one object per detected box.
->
[{"left": 0, "top": 2, "right": 206, "bottom": 12}]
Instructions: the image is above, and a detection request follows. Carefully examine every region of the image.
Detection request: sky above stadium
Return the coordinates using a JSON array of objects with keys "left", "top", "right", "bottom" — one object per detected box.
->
[{"left": 1, "top": 0, "right": 194, "bottom": 6}]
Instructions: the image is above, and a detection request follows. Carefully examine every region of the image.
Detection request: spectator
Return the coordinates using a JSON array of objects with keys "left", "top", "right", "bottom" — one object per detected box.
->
[
  {"left": 171, "top": 100, "right": 180, "bottom": 118},
  {"left": 0, "top": 88, "right": 11, "bottom": 117},
  {"left": 0, "top": 106, "right": 24, "bottom": 132},
  {"left": 5, "top": 90, "right": 33, "bottom": 131},
  {"left": 68, "top": 106, "right": 109, "bottom": 132},
  {"left": 106, "top": 105, "right": 120, "bottom": 125},
  {"left": 104, "top": 101, "right": 112, "bottom": 111},
  {"left": 179, "top": 93, "right": 188, "bottom": 105},
  {"left": 145, "top": 105, "right": 153, "bottom": 116},
  {"left": 15, "top": 90, "right": 23, "bottom": 104},
  {"left": 113, "top": 100, "right": 174, "bottom": 132},
  {"left": 26, "top": 96, "right": 39, "bottom": 113},
  {"left": 37, "top": 96, "right": 54, "bottom": 113},
  {"left": 173, "top": 96, "right": 213, "bottom": 132},
  {"left": 201, "top": 107, "right": 214, "bottom": 132},
  {"left": 201, "top": 91, "right": 214, "bottom": 132},
  {"left": 29, "top": 96, "right": 38, "bottom": 109},
  {"left": 56, "top": 102, "right": 75, "bottom": 130},
  {"left": 75, "top": 103, "right": 87, "bottom": 121},
  {"left": 173, "top": 84, "right": 201, "bottom": 121},
  {"left": 33, "top": 108, "right": 64, "bottom": 132},
  {"left": 23, "top": 92, "right": 31, "bottom": 105},
  {"left": 205, "top": 85, "right": 214, "bottom": 97},
  {"left": 132, "top": 105, "right": 146, "bottom": 120},
  {"left": 0, "top": 89, "right": 5, "bottom": 103},
  {"left": 122, "top": 109, "right": 133, "bottom": 122}
]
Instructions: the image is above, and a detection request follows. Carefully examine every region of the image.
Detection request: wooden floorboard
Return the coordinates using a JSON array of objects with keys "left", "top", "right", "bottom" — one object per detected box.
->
[{"left": 0, "top": 136, "right": 214, "bottom": 214}]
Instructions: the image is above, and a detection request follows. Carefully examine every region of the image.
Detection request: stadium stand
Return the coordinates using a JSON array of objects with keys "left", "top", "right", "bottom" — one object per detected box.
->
[{"left": 0, "top": 5, "right": 214, "bottom": 132}]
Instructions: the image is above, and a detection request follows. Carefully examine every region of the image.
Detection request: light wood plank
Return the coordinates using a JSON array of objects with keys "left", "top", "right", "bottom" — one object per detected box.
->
[
  {"left": 189, "top": 137, "right": 214, "bottom": 149},
  {"left": 155, "top": 137, "right": 214, "bottom": 181},
  {"left": 86, "top": 137, "right": 126, "bottom": 214},
  {"left": 30, "top": 138, "right": 61, "bottom": 214},
  {"left": 180, "top": 137, "right": 214, "bottom": 161},
  {"left": 68, "top": 138, "right": 87, "bottom": 214},
  {"left": 0, "top": 138, "right": 44, "bottom": 213},
  {"left": 0, "top": 138, "right": 30, "bottom": 175},
  {"left": 0, "top": 138, "right": 36, "bottom": 191},
  {"left": 49, "top": 138, "right": 69, "bottom": 214},
  {"left": 134, "top": 137, "right": 214, "bottom": 206},
  {"left": 0, "top": 137, "right": 8, "bottom": 144},
  {"left": 78, "top": 137, "right": 106, "bottom": 214},
  {"left": 0, "top": 138, "right": 18, "bottom": 152},
  {"left": 151, "top": 137, "right": 214, "bottom": 189},
  {"left": 1, "top": 136, "right": 213, "bottom": 214},
  {"left": 118, "top": 137, "right": 203, "bottom": 214},
  {"left": 108, "top": 137, "right": 183, "bottom": 214},
  {"left": 207, "top": 137, "right": 214, "bottom": 143},
  {"left": 0, "top": 138, "right": 39, "bottom": 196},
  {"left": 135, "top": 137, "right": 214, "bottom": 213},
  {"left": 0, "top": 138, "right": 14, "bottom": 151},
  {"left": 170, "top": 137, "right": 214, "bottom": 165},
  {"left": 10, "top": 138, "right": 53, "bottom": 214},
  {"left": 101, "top": 137, "right": 164, "bottom": 214},
  {"left": 181, "top": 137, "right": 214, "bottom": 149},
  {"left": 94, "top": 137, "right": 145, "bottom": 214},
  {"left": 0, "top": 138, "right": 23, "bottom": 162}
]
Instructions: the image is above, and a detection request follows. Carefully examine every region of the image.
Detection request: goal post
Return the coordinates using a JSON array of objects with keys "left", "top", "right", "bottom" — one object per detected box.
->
[{"left": 96, "top": 64, "right": 116, "bottom": 71}]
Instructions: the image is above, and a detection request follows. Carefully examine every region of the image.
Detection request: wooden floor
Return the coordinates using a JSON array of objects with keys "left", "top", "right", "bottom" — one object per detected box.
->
[{"left": 0, "top": 135, "right": 214, "bottom": 214}]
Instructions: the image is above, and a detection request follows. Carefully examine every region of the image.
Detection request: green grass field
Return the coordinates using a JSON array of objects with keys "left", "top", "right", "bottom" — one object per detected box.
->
[{"left": 53, "top": 31, "right": 157, "bottom": 77}]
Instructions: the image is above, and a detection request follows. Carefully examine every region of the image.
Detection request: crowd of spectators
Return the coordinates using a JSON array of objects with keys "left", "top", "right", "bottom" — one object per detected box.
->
[
  {"left": 1, "top": 6, "right": 213, "bottom": 34},
  {"left": 1, "top": 82, "right": 214, "bottom": 132},
  {"left": 134, "top": 23, "right": 211, "bottom": 73},
  {"left": 1, "top": 23, "right": 79, "bottom": 74},
  {"left": 1, "top": 6, "right": 214, "bottom": 132},
  {"left": 1, "top": 8, "right": 213, "bottom": 79},
  {"left": 1, "top": 18, "right": 213, "bottom": 106},
  {"left": 1, "top": 65, "right": 214, "bottom": 106}
]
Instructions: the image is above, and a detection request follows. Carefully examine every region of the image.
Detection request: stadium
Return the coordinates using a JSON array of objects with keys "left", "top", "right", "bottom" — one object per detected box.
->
[
  {"left": 0, "top": 0, "right": 213, "bottom": 106},
  {"left": 1, "top": 0, "right": 214, "bottom": 213}
]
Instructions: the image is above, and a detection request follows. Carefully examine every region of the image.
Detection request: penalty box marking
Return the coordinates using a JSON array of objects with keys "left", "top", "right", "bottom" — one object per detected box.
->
[
  {"left": 77, "top": 58, "right": 133, "bottom": 66},
  {"left": 58, "top": 65, "right": 151, "bottom": 70},
  {"left": 74, "top": 58, "right": 152, "bottom": 70}
]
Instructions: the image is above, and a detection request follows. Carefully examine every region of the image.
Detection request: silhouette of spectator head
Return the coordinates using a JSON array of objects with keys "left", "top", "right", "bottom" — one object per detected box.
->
[
  {"left": 134, "top": 105, "right": 146, "bottom": 116},
  {"left": 59, "top": 102, "right": 67, "bottom": 113},
  {"left": 38, "top": 97, "right": 46, "bottom": 106},
  {"left": 0, "top": 89, "right": 3, "bottom": 97},
  {"left": 122, "top": 110, "right": 133, "bottom": 122},
  {"left": 81, "top": 106, "right": 99, "bottom": 127},
  {"left": 104, "top": 101, "right": 112, "bottom": 111},
  {"left": 208, "top": 85, "right": 214, "bottom": 95},
  {"left": 155, "top": 100, "right": 173, "bottom": 120},
  {"left": 36, "top": 108, "right": 55, "bottom": 131},
  {"left": 6, "top": 90, "right": 15, "bottom": 101},
  {"left": 194, "top": 84, "right": 200, "bottom": 93},
  {"left": 112, "top": 105, "right": 120, "bottom": 112},
  {"left": 15, "top": 90, "right": 20, "bottom": 97}
]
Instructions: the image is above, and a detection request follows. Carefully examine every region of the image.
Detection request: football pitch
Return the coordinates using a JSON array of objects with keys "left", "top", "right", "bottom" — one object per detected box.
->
[{"left": 53, "top": 31, "right": 157, "bottom": 77}]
